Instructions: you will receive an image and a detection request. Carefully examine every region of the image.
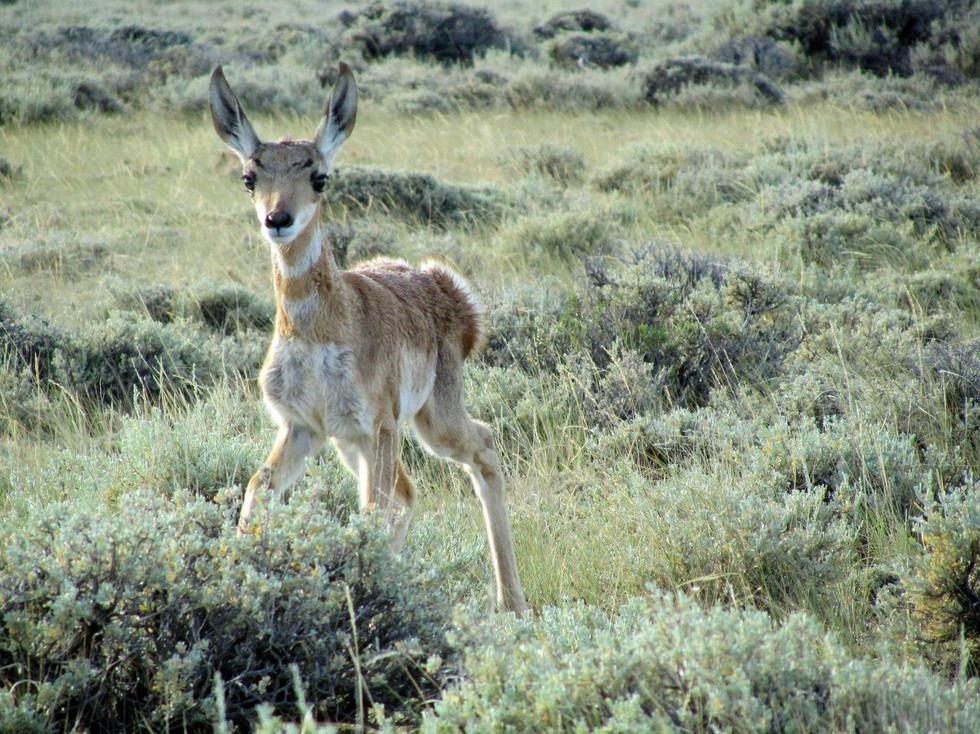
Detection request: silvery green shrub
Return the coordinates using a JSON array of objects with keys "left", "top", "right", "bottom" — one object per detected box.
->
[
  {"left": 425, "top": 591, "right": 980, "bottom": 732},
  {"left": 908, "top": 476, "right": 980, "bottom": 675},
  {"left": 0, "top": 488, "right": 453, "bottom": 731}
]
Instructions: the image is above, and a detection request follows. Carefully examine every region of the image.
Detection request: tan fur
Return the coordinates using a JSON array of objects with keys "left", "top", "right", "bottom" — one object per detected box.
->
[{"left": 209, "top": 63, "right": 527, "bottom": 614}]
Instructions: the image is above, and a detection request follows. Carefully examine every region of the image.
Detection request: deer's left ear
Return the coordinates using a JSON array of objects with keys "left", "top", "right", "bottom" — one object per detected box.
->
[
  {"left": 210, "top": 66, "right": 262, "bottom": 163},
  {"left": 313, "top": 62, "right": 357, "bottom": 170}
]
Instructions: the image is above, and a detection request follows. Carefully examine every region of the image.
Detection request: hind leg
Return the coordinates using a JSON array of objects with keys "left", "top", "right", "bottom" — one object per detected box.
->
[{"left": 413, "top": 390, "right": 527, "bottom": 614}]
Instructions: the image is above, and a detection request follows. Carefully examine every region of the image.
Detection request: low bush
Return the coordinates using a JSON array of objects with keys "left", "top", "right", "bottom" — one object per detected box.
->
[
  {"left": 107, "top": 279, "right": 273, "bottom": 335},
  {"left": 0, "top": 367, "right": 58, "bottom": 438},
  {"left": 35, "top": 25, "right": 192, "bottom": 66},
  {"left": 72, "top": 81, "right": 123, "bottom": 113},
  {"left": 713, "top": 34, "right": 808, "bottom": 79},
  {"left": 0, "top": 70, "right": 81, "bottom": 125},
  {"left": 646, "top": 468, "right": 849, "bottom": 611},
  {"left": 106, "top": 280, "right": 184, "bottom": 324},
  {"left": 194, "top": 283, "right": 274, "bottom": 335},
  {"left": 345, "top": 1, "right": 507, "bottom": 65},
  {"left": 0, "top": 231, "right": 112, "bottom": 278},
  {"left": 0, "top": 299, "right": 262, "bottom": 429},
  {"left": 643, "top": 57, "right": 785, "bottom": 106},
  {"left": 0, "top": 155, "right": 20, "bottom": 182},
  {"left": 0, "top": 300, "right": 71, "bottom": 384},
  {"left": 62, "top": 312, "right": 217, "bottom": 405},
  {"left": 926, "top": 340, "right": 980, "bottom": 431},
  {"left": 0, "top": 488, "right": 453, "bottom": 731},
  {"left": 533, "top": 9, "right": 615, "bottom": 39},
  {"left": 743, "top": 0, "right": 966, "bottom": 78},
  {"left": 911, "top": 6, "right": 980, "bottom": 79},
  {"left": 503, "top": 65, "right": 641, "bottom": 110},
  {"left": 868, "top": 255, "right": 980, "bottom": 325},
  {"left": 495, "top": 210, "right": 614, "bottom": 266},
  {"left": 501, "top": 143, "right": 586, "bottom": 187},
  {"left": 602, "top": 135, "right": 980, "bottom": 277},
  {"left": 548, "top": 32, "right": 638, "bottom": 70},
  {"left": 798, "top": 68, "right": 951, "bottom": 111},
  {"left": 594, "top": 146, "right": 758, "bottom": 214},
  {"left": 12, "top": 386, "right": 266, "bottom": 504},
  {"left": 425, "top": 592, "right": 980, "bottom": 732},
  {"left": 601, "top": 398, "right": 956, "bottom": 566},
  {"left": 908, "top": 476, "right": 980, "bottom": 675},
  {"left": 323, "top": 167, "right": 506, "bottom": 229},
  {"left": 485, "top": 245, "right": 801, "bottom": 410}
]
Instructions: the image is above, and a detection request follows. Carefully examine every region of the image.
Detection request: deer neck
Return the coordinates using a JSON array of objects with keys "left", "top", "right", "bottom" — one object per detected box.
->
[{"left": 270, "top": 222, "right": 344, "bottom": 338}]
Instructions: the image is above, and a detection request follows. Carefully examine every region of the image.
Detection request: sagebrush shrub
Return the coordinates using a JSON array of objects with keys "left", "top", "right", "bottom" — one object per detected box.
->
[
  {"left": 0, "top": 366, "right": 57, "bottom": 436},
  {"left": 345, "top": 1, "right": 507, "bottom": 65},
  {"left": 107, "top": 279, "right": 183, "bottom": 323},
  {"left": 643, "top": 56, "right": 785, "bottom": 106},
  {"left": 644, "top": 468, "right": 850, "bottom": 611},
  {"left": 484, "top": 245, "right": 801, "bottom": 409},
  {"left": 0, "top": 297, "right": 267, "bottom": 425},
  {"left": 107, "top": 279, "right": 273, "bottom": 334},
  {"left": 497, "top": 210, "right": 613, "bottom": 265},
  {"left": 0, "top": 154, "right": 21, "bottom": 182},
  {"left": 193, "top": 282, "right": 274, "bottom": 335},
  {"left": 425, "top": 591, "right": 980, "bottom": 732},
  {"left": 548, "top": 31, "right": 638, "bottom": 70},
  {"left": 743, "top": 0, "right": 962, "bottom": 78},
  {"left": 501, "top": 143, "right": 586, "bottom": 187},
  {"left": 0, "top": 70, "right": 81, "bottom": 125},
  {"left": 533, "top": 10, "right": 616, "bottom": 39},
  {"left": 61, "top": 311, "right": 216, "bottom": 405},
  {"left": 908, "top": 476, "right": 980, "bottom": 675},
  {"left": 0, "top": 488, "right": 453, "bottom": 732},
  {"left": 0, "top": 299, "right": 70, "bottom": 384},
  {"left": 6, "top": 383, "right": 274, "bottom": 512},
  {"left": 502, "top": 64, "right": 641, "bottom": 110},
  {"left": 323, "top": 167, "right": 506, "bottom": 229}
]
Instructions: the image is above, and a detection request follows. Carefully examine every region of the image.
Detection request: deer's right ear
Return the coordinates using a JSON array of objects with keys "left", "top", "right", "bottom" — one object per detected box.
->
[{"left": 209, "top": 67, "right": 261, "bottom": 163}]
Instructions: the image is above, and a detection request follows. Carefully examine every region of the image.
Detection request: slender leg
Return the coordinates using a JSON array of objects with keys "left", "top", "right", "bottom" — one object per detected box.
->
[
  {"left": 414, "top": 404, "right": 528, "bottom": 614},
  {"left": 240, "top": 424, "right": 321, "bottom": 534},
  {"left": 335, "top": 428, "right": 415, "bottom": 551},
  {"left": 461, "top": 420, "right": 527, "bottom": 614},
  {"left": 390, "top": 460, "right": 417, "bottom": 552}
]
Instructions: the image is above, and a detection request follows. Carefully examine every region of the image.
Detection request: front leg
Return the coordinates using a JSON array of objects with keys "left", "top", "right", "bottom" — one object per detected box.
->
[
  {"left": 337, "top": 424, "right": 407, "bottom": 546},
  {"left": 240, "top": 424, "right": 321, "bottom": 534}
]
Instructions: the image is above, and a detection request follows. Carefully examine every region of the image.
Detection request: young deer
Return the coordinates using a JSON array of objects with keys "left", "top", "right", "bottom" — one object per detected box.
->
[{"left": 209, "top": 63, "right": 527, "bottom": 613}]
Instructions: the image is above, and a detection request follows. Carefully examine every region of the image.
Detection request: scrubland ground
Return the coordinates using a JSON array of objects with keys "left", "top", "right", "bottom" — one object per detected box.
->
[{"left": 2, "top": 1, "right": 980, "bottom": 731}]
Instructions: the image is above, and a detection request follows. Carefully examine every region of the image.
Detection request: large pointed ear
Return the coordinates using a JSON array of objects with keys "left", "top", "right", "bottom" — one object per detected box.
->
[
  {"left": 209, "top": 66, "right": 261, "bottom": 163},
  {"left": 313, "top": 62, "right": 357, "bottom": 170}
]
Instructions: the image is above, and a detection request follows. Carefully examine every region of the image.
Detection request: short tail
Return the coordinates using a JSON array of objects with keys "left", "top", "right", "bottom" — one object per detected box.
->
[{"left": 421, "top": 261, "right": 484, "bottom": 359}]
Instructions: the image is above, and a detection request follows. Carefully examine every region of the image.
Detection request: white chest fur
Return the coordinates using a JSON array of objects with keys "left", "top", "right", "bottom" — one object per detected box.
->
[
  {"left": 260, "top": 338, "right": 370, "bottom": 439},
  {"left": 280, "top": 291, "right": 320, "bottom": 333}
]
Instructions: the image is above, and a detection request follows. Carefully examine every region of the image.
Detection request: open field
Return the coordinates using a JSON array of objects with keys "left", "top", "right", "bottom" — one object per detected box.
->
[{"left": 2, "top": 0, "right": 980, "bottom": 730}]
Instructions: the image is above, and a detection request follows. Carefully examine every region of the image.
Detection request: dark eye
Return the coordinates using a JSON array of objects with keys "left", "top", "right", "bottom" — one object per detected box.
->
[
  {"left": 242, "top": 173, "right": 255, "bottom": 194},
  {"left": 311, "top": 172, "right": 328, "bottom": 194}
]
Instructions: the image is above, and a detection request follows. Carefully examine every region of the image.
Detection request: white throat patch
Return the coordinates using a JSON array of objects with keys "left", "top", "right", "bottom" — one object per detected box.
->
[{"left": 273, "top": 225, "right": 323, "bottom": 279}]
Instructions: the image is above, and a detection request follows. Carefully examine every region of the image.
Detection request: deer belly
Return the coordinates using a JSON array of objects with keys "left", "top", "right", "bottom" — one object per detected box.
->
[
  {"left": 397, "top": 350, "right": 436, "bottom": 425},
  {"left": 260, "top": 340, "right": 370, "bottom": 439}
]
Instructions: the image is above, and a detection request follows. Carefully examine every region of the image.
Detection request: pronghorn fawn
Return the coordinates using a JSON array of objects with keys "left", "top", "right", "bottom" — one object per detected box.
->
[{"left": 209, "top": 63, "right": 527, "bottom": 613}]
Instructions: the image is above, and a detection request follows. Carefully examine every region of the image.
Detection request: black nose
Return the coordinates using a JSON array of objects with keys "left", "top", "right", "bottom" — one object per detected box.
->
[{"left": 265, "top": 211, "right": 294, "bottom": 230}]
